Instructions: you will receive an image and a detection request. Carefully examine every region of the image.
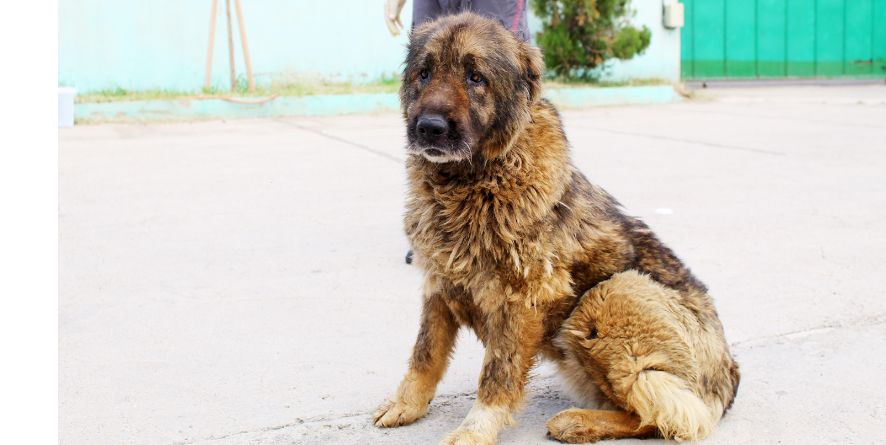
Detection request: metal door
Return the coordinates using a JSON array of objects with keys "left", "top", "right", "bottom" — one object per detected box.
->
[{"left": 681, "top": 0, "right": 886, "bottom": 79}]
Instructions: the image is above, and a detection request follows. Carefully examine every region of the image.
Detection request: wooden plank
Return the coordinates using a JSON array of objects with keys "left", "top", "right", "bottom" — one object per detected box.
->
[{"left": 203, "top": 0, "right": 219, "bottom": 90}]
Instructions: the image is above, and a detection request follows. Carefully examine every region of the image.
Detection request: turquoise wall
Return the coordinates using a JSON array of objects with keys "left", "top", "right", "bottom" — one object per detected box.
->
[
  {"left": 604, "top": 2, "right": 681, "bottom": 83},
  {"left": 59, "top": 1, "right": 680, "bottom": 93}
]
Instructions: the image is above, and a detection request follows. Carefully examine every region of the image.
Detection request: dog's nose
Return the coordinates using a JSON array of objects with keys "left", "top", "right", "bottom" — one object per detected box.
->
[{"left": 416, "top": 114, "right": 448, "bottom": 142}]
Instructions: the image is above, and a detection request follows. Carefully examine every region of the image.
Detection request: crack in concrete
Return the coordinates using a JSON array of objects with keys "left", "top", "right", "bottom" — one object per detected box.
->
[
  {"left": 731, "top": 312, "right": 886, "bottom": 348},
  {"left": 188, "top": 382, "right": 570, "bottom": 443},
  {"left": 193, "top": 316, "right": 886, "bottom": 443},
  {"left": 189, "top": 390, "right": 483, "bottom": 443},
  {"left": 192, "top": 413, "right": 361, "bottom": 443}
]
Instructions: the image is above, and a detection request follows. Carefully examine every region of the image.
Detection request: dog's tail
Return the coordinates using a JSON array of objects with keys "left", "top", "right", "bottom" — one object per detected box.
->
[{"left": 626, "top": 370, "right": 723, "bottom": 441}]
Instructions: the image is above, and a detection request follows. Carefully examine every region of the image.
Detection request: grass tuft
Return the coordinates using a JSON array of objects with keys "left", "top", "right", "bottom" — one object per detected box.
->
[{"left": 75, "top": 76, "right": 670, "bottom": 104}]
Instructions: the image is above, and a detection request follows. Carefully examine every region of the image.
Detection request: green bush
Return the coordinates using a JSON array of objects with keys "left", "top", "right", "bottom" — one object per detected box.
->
[{"left": 531, "top": 0, "right": 651, "bottom": 79}]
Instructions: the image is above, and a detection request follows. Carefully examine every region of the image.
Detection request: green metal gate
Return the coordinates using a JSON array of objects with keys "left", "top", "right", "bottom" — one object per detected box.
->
[{"left": 681, "top": 0, "right": 886, "bottom": 79}]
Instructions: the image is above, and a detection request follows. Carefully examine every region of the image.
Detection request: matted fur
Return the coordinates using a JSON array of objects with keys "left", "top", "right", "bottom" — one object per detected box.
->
[{"left": 374, "top": 13, "right": 739, "bottom": 444}]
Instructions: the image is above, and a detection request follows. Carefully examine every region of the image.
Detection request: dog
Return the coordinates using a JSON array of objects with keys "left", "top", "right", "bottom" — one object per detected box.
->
[{"left": 373, "top": 12, "right": 740, "bottom": 444}]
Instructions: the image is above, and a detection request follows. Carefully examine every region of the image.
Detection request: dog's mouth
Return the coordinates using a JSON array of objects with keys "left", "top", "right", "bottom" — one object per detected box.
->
[
  {"left": 407, "top": 143, "right": 473, "bottom": 163},
  {"left": 424, "top": 148, "right": 443, "bottom": 157}
]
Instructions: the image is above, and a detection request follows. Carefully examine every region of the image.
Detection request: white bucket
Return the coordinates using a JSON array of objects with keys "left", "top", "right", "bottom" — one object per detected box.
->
[{"left": 59, "top": 87, "right": 77, "bottom": 128}]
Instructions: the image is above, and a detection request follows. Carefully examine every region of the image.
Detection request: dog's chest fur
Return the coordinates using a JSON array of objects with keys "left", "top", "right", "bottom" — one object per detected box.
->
[{"left": 403, "top": 102, "right": 634, "bottom": 316}]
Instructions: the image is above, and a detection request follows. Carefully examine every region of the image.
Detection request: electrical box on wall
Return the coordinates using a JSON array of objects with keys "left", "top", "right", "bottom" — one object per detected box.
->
[{"left": 663, "top": 1, "right": 684, "bottom": 29}]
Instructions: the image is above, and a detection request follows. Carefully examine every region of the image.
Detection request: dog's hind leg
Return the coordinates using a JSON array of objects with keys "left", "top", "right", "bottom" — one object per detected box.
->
[
  {"left": 546, "top": 408, "right": 657, "bottom": 443},
  {"left": 553, "top": 271, "right": 732, "bottom": 442}
]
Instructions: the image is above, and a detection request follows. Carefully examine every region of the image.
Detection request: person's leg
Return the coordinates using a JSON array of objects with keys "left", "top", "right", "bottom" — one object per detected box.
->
[
  {"left": 412, "top": 0, "right": 444, "bottom": 28},
  {"left": 469, "top": 0, "right": 530, "bottom": 41}
]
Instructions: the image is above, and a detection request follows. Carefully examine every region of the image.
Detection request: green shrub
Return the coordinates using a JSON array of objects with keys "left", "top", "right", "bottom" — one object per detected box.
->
[{"left": 531, "top": 0, "right": 651, "bottom": 79}]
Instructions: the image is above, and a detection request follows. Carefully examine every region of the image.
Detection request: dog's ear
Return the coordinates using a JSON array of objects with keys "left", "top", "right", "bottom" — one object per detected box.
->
[
  {"left": 520, "top": 43, "right": 544, "bottom": 103},
  {"left": 404, "top": 23, "right": 433, "bottom": 73}
]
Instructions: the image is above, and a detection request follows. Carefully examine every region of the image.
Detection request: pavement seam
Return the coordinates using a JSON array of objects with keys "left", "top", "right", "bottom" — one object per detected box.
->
[
  {"left": 575, "top": 125, "right": 786, "bottom": 156},
  {"left": 672, "top": 107, "right": 886, "bottom": 130},
  {"left": 271, "top": 118, "right": 404, "bottom": 164}
]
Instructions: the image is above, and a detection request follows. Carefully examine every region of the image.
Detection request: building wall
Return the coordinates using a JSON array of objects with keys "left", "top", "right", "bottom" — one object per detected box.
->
[
  {"left": 601, "top": 1, "right": 681, "bottom": 83},
  {"left": 59, "top": 0, "right": 680, "bottom": 93}
]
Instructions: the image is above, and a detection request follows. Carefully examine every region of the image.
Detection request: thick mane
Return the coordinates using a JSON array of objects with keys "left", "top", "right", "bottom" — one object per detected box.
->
[{"left": 405, "top": 100, "right": 572, "bottom": 285}]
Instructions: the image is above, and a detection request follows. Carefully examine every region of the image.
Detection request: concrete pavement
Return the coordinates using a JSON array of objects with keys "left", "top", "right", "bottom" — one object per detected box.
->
[{"left": 59, "top": 85, "right": 886, "bottom": 444}]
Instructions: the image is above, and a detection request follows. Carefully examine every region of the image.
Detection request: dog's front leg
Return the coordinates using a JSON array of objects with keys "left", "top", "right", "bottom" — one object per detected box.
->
[
  {"left": 442, "top": 305, "right": 544, "bottom": 445},
  {"left": 374, "top": 290, "right": 459, "bottom": 427}
]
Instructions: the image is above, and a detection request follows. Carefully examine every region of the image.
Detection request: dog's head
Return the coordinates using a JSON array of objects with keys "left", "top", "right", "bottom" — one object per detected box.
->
[{"left": 400, "top": 13, "right": 543, "bottom": 164}]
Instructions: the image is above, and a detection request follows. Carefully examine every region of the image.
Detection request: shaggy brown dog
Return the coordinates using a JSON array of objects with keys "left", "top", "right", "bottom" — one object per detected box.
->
[{"left": 373, "top": 12, "right": 739, "bottom": 444}]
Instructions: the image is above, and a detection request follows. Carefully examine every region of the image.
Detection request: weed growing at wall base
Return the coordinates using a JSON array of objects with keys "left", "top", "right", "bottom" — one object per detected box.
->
[{"left": 532, "top": 0, "right": 651, "bottom": 80}]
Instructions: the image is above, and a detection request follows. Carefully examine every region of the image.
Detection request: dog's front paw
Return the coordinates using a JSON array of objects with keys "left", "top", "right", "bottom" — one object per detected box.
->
[
  {"left": 440, "top": 428, "right": 495, "bottom": 445},
  {"left": 546, "top": 409, "right": 600, "bottom": 443},
  {"left": 373, "top": 397, "right": 429, "bottom": 428}
]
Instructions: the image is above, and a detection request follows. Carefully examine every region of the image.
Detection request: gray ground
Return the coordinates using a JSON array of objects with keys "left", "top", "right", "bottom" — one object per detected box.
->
[{"left": 60, "top": 86, "right": 886, "bottom": 444}]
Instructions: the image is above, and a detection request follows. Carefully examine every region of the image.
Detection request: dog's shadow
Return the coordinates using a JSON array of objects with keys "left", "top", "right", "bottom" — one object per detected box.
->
[{"left": 417, "top": 370, "right": 625, "bottom": 444}]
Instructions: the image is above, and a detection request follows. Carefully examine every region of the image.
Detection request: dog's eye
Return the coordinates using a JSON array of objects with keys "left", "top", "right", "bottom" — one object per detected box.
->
[
  {"left": 468, "top": 71, "right": 485, "bottom": 85},
  {"left": 419, "top": 70, "right": 429, "bottom": 80}
]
